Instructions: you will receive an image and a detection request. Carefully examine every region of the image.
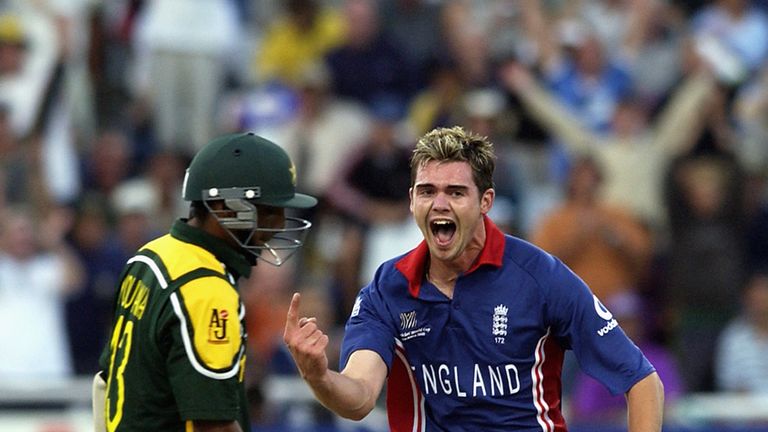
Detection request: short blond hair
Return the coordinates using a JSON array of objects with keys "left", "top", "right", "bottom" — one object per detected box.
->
[{"left": 410, "top": 126, "right": 496, "bottom": 193}]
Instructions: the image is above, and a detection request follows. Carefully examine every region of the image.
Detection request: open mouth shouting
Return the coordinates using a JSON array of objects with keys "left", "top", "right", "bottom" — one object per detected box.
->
[{"left": 430, "top": 219, "right": 457, "bottom": 248}]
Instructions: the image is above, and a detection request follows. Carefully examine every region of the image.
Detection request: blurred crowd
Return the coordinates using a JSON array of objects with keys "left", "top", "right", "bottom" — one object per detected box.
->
[{"left": 1, "top": 0, "right": 768, "bottom": 427}]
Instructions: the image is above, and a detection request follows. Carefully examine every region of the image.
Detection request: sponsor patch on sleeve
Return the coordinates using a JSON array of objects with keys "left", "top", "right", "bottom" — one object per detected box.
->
[
  {"left": 350, "top": 296, "right": 362, "bottom": 318},
  {"left": 178, "top": 277, "right": 243, "bottom": 372}
]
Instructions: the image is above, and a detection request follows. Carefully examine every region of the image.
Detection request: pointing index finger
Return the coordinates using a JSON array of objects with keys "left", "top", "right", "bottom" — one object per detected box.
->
[{"left": 285, "top": 292, "right": 301, "bottom": 330}]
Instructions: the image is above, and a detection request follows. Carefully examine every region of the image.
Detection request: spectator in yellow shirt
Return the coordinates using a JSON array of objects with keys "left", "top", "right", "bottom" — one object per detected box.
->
[{"left": 255, "top": 0, "right": 345, "bottom": 87}]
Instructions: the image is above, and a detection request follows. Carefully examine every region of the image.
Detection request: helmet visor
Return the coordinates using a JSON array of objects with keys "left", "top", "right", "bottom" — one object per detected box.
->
[{"left": 204, "top": 199, "right": 312, "bottom": 266}]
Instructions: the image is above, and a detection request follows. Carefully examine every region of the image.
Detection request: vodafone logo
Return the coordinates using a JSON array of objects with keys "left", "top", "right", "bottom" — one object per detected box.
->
[
  {"left": 593, "top": 295, "right": 613, "bottom": 320},
  {"left": 593, "top": 295, "right": 618, "bottom": 337}
]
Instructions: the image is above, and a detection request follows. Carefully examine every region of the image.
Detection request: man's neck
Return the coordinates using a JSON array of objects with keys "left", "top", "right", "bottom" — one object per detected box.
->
[{"left": 426, "top": 270, "right": 457, "bottom": 299}]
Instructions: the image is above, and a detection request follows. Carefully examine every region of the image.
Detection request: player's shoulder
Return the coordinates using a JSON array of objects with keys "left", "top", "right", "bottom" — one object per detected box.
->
[
  {"left": 372, "top": 252, "right": 412, "bottom": 290},
  {"left": 499, "top": 234, "right": 584, "bottom": 295},
  {"left": 506, "top": 235, "right": 593, "bottom": 304},
  {"left": 503, "top": 234, "right": 561, "bottom": 275},
  {"left": 140, "top": 233, "right": 226, "bottom": 282}
]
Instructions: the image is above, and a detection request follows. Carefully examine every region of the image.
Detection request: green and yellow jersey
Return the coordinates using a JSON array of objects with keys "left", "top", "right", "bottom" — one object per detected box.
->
[{"left": 99, "top": 220, "right": 252, "bottom": 431}]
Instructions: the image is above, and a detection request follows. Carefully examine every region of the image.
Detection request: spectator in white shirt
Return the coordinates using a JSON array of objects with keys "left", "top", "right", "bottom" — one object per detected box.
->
[
  {"left": 0, "top": 205, "right": 83, "bottom": 380},
  {"left": 715, "top": 269, "right": 768, "bottom": 394}
]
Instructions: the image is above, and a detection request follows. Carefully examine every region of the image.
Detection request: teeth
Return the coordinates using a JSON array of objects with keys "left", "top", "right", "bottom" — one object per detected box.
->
[{"left": 433, "top": 220, "right": 452, "bottom": 225}]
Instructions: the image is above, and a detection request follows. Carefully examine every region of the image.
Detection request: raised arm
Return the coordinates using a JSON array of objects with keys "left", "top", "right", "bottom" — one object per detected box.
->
[
  {"left": 518, "top": 0, "right": 561, "bottom": 72},
  {"left": 651, "top": 67, "right": 716, "bottom": 156},
  {"left": 625, "top": 372, "right": 664, "bottom": 432},
  {"left": 284, "top": 293, "right": 388, "bottom": 420},
  {"left": 500, "top": 61, "right": 598, "bottom": 154}
]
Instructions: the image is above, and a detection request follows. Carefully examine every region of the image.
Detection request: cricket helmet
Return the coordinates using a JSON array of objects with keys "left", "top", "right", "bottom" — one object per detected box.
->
[{"left": 182, "top": 132, "right": 317, "bottom": 266}]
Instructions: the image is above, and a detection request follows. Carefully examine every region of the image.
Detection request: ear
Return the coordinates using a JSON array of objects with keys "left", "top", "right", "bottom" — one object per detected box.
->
[
  {"left": 479, "top": 188, "right": 495, "bottom": 215},
  {"left": 408, "top": 187, "right": 414, "bottom": 213}
]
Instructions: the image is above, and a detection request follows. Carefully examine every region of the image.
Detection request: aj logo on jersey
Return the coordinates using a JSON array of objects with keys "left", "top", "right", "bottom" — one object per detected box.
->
[{"left": 208, "top": 308, "right": 229, "bottom": 344}]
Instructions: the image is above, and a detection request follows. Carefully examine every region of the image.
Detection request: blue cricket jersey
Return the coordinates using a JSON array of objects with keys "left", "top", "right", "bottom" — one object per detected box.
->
[{"left": 340, "top": 216, "right": 655, "bottom": 431}]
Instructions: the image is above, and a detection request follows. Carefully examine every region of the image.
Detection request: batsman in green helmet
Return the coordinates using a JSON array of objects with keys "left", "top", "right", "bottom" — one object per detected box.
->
[{"left": 93, "top": 133, "right": 317, "bottom": 432}]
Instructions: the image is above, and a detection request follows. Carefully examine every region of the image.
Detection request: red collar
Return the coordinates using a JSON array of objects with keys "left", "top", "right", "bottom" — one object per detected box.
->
[{"left": 395, "top": 215, "right": 505, "bottom": 298}]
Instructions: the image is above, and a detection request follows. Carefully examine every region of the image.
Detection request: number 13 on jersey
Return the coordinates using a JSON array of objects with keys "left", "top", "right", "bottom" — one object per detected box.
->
[{"left": 105, "top": 315, "right": 134, "bottom": 432}]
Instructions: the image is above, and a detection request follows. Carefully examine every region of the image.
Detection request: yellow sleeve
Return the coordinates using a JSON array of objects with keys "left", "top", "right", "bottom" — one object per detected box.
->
[{"left": 177, "top": 276, "right": 243, "bottom": 372}]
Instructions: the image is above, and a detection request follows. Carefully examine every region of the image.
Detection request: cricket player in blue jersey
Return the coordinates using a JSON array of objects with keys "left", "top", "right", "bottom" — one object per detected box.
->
[{"left": 284, "top": 126, "right": 664, "bottom": 431}]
